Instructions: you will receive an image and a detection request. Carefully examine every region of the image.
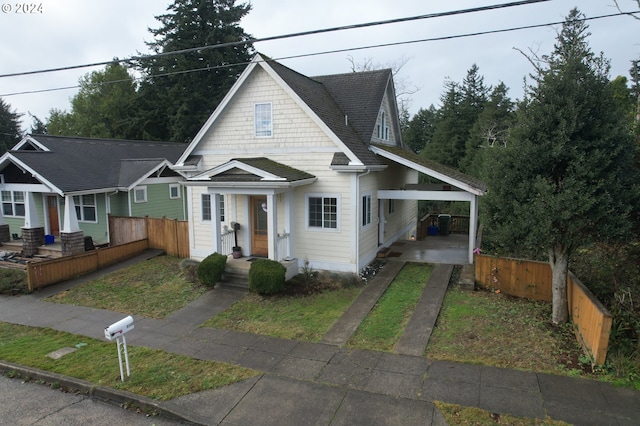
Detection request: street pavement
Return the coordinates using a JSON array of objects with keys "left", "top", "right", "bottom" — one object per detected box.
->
[{"left": 1, "top": 252, "right": 639, "bottom": 425}]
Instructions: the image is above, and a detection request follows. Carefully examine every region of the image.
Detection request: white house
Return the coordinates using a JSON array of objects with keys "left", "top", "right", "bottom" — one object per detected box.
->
[{"left": 173, "top": 54, "right": 485, "bottom": 274}]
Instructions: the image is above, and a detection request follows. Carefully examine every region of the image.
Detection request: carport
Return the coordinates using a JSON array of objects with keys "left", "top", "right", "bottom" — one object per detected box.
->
[{"left": 371, "top": 145, "right": 487, "bottom": 264}]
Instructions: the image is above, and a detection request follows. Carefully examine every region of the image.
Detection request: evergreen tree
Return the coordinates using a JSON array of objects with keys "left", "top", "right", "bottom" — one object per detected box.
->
[
  {"left": 46, "top": 62, "right": 139, "bottom": 139},
  {"left": 483, "top": 9, "right": 638, "bottom": 324},
  {"left": 0, "top": 98, "right": 22, "bottom": 153},
  {"left": 135, "top": 0, "right": 254, "bottom": 142},
  {"left": 462, "top": 82, "right": 515, "bottom": 177},
  {"left": 402, "top": 105, "right": 437, "bottom": 154}
]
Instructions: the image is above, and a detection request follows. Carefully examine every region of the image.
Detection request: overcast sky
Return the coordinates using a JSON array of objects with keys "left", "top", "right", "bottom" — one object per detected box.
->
[{"left": 1, "top": 0, "right": 638, "bottom": 132}]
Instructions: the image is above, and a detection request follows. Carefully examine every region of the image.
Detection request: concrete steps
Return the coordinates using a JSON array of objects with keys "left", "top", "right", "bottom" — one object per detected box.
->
[{"left": 218, "top": 264, "right": 250, "bottom": 291}]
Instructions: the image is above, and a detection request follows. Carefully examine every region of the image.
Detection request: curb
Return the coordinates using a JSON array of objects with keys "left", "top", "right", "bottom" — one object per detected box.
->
[{"left": 0, "top": 360, "right": 202, "bottom": 425}]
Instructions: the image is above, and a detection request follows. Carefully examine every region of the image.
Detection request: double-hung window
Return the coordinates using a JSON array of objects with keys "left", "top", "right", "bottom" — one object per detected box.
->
[
  {"left": 73, "top": 194, "right": 97, "bottom": 222},
  {"left": 1, "top": 191, "right": 25, "bottom": 217},
  {"left": 308, "top": 195, "right": 338, "bottom": 230},
  {"left": 254, "top": 103, "right": 272, "bottom": 137}
]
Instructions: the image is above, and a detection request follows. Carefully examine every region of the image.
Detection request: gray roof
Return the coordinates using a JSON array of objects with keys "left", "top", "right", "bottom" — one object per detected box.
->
[
  {"left": 264, "top": 58, "right": 389, "bottom": 166},
  {"left": 8, "top": 135, "right": 187, "bottom": 193},
  {"left": 207, "top": 157, "right": 315, "bottom": 183}
]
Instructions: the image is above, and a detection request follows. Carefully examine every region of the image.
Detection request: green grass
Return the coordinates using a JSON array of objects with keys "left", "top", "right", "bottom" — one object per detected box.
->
[
  {"left": 203, "top": 286, "right": 363, "bottom": 341},
  {"left": 426, "top": 288, "right": 593, "bottom": 376},
  {"left": 347, "top": 263, "right": 432, "bottom": 351},
  {"left": 46, "top": 256, "right": 207, "bottom": 319},
  {"left": 0, "top": 323, "right": 258, "bottom": 400},
  {"left": 435, "top": 401, "right": 569, "bottom": 425}
]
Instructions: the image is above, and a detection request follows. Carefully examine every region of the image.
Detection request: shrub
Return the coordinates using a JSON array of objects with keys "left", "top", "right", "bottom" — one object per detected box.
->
[
  {"left": 179, "top": 258, "right": 200, "bottom": 284},
  {"left": 196, "top": 253, "right": 227, "bottom": 287},
  {"left": 0, "top": 269, "right": 29, "bottom": 295},
  {"left": 249, "top": 259, "right": 286, "bottom": 295}
]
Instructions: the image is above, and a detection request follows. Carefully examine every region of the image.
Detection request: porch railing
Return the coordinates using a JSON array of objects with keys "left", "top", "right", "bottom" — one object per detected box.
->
[
  {"left": 220, "top": 229, "right": 236, "bottom": 255},
  {"left": 277, "top": 233, "right": 290, "bottom": 260},
  {"left": 417, "top": 214, "right": 471, "bottom": 239}
]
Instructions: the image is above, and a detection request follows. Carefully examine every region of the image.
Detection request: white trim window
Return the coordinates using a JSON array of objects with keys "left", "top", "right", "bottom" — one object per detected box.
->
[
  {"left": 376, "top": 109, "right": 389, "bottom": 141},
  {"left": 201, "top": 194, "right": 225, "bottom": 222},
  {"left": 73, "top": 194, "right": 97, "bottom": 222},
  {"left": 201, "top": 193, "right": 212, "bottom": 222},
  {"left": 169, "top": 184, "right": 181, "bottom": 199},
  {"left": 362, "top": 193, "right": 372, "bottom": 227},
  {"left": 388, "top": 199, "right": 395, "bottom": 215},
  {"left": 134, "top": 186, "right": 147, "bottom": 203},
  {"left": 307, "top": 194, "right": 338, "bottom": 230},
  {"left": 254, "top": 102, "right": 273, "bottom": 137},
  {"left": 1, "top": 190, "right": 25, "bottom": 217}
]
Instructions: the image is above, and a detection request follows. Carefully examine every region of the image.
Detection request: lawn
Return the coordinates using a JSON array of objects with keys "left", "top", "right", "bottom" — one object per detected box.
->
[
  {"left": 426, "top": 287, "right": 593, "bottom": 377},
  {"left": 0, "top": 322, "right": 258, "bottom": 400},
  {"left": 46, "top": 255, "right": 207, "bottom": 319},
  {"left": 203, "top": 280, "right": 364, "bottom": 341}
]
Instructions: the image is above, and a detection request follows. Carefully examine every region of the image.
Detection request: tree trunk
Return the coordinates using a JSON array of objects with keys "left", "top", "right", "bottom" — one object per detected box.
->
[{"left": 549, "top": 245, "right": 569, "bottom": 325}]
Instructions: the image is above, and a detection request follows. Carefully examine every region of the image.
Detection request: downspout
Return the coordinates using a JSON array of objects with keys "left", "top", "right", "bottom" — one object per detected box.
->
[{"left": 355, "top": 169, "right": 371, "bottom": 272}]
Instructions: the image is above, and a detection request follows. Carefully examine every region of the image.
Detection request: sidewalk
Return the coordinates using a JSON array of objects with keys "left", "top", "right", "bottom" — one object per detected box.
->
[{"left": 1, "top": 254, "right": 639, "bottom": 425}]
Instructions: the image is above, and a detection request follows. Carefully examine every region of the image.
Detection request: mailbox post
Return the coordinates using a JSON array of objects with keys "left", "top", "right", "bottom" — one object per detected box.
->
[{"left": 104, "top": 316, "right": 134, "bottom": 381}]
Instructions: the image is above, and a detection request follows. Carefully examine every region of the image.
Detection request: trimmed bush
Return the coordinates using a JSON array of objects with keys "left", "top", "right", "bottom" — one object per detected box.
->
[
  {"left": 249, "top": 258, "right": 286, "bottom": 295},
  {"left": 197, "top": 253, "right": 227, "bottom": 287},
  {"left": 0, "top": 269, "right": 28, "bottom": 295}
]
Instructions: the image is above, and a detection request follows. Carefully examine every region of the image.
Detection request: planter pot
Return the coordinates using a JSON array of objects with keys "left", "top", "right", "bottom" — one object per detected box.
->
[{"left": 232, "top": 247, "right": 242, "bottom": 259}]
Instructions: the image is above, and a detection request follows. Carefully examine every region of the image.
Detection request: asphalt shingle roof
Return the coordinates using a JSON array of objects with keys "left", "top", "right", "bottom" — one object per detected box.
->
[
  {"left": 9, "top": 135, "right": 187, "bottom": 193},
  {"left": 207, "top": 157, "right": 315, "bottom": 183},
  {"left": 264, "top": 58, "right": 388, "bottom": 166}
]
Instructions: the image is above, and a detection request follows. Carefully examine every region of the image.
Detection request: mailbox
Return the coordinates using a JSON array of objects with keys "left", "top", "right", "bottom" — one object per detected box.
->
[{"left": 104, "top": 316, "right": 134, "bottom": 341}]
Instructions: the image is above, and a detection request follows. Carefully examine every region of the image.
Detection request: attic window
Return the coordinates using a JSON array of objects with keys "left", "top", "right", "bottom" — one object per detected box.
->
[
  {"left": 254, "top": 103, "right": 272, "bottom": 137},
  {"left": 376, "top": 110, "right": 389, "bottom": 141}
]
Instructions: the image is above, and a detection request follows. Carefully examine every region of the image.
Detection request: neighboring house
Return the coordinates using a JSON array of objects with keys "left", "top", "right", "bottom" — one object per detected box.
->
[
  {"left": 173, "top": 54, "right": 486, "bottom": 273},
  {"left": 0, "top": 135, "right": 187, "bottom": 245}
]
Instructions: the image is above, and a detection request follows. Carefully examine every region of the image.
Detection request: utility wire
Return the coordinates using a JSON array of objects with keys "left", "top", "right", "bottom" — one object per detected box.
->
[
  {"left": 0, "top": 10, "right": 634, "bottom": 98},
  {"left": 0, "top": 0, "right": 550, "bottom": 79}
]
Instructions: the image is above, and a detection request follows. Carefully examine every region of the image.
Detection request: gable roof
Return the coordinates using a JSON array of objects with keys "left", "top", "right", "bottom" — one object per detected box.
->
[
  {"left": 176, "top": 54, "right": 397, "bottom": 169},
  {"left": 191, "top": 157, "right": 316, "bottom": 187},
  {"left": 2, "top": 135, "right": 187, "bottom": 194}
]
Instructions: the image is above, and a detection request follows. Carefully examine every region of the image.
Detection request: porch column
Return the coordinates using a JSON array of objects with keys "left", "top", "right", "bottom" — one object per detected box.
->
[
  {"left": 266, "top": 193, "right": 277, "bottom": 261},
  {"left": 210, "top": 192, "right": 222, "bottom": 254},
  {"left": 468, "top": 195, "right": 479, "bottom": 264},
  {"left": 284, "top": 191, "right": 294, "bottom": 259},
  {"left": 61, "top": 195, "right": 85, "bottom": 256},
  {"left": 22, "top": 192, "right": 45, "bottom": 256}
]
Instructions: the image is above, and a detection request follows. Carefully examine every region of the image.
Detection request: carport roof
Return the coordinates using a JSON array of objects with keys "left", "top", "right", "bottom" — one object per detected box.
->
[{"left": 371, "top": 144, "right": 487, "bottom": 195}]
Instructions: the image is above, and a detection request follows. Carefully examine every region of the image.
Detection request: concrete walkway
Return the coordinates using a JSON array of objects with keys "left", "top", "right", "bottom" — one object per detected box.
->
[{"left": 1, "top": 253, "right": 640, "bottom": 425}]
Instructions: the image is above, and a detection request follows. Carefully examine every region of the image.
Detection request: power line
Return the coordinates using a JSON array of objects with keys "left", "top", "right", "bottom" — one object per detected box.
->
[
  {"left": 0, "top": 0, "right": 550, "bottom": 79},
  {"left": 0, "top": 10, "right": 634, "bottom": 99}
]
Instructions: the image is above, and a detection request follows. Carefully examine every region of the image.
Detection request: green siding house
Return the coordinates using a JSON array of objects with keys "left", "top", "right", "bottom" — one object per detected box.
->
[{"left": 0, "top": 135, "right": 187, "bottom": 245}]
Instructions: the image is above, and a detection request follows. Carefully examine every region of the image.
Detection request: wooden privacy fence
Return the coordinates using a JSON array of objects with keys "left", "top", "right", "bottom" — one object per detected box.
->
[
  {"left": 27, "top": 239, "right": 149, "bottom": 292},
  {"left": 109, "top": 215, "right": 189, "bottom": 258},
  {"left": 475, "top": 254, "right": 612, "bottom": 365}
]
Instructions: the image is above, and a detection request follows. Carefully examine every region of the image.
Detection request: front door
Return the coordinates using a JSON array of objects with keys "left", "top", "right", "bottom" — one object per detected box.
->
[
  {"left": 251, "top": 196, "right": 268, "bottom": 257},
  {"left": 46, "top": 196, "right": 60, "bottom": 236}
]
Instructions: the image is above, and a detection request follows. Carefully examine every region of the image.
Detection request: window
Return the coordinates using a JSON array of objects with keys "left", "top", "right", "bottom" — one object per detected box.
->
[
  {"left": 308, "top": 195, "right": 338, "bottom": 229},
  {"left": 2, "top": 191, "right": 25, "bottom": 217},
  {"left": 388, "top": 199, "right": 395, "bottom": 215},
  {"left": 169, "top": 184, "right": 180, "bottom": 199},
  {"left": 201, "top": 194, "right": 225, "bottom": 222},
  {"left": 201, "top": 194, "right": 211, "bottom": 221},
  {"left": 362, "top": 194, "right": 372, "bottom": 227},
  {"left": 376, "top": 110, "right": 389, "bottom": 141},
  {"left": 254, "top": 103, "right": 272, "bottom": 137},
  {"left": 134, "top": 186, "right": 147, "bottom": 203},
  {"left": 73, "top": 194, "right": 97, "bottom": 222},
  {"left": 218, "top": 194, "right": 225, "bottom": 222}
]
